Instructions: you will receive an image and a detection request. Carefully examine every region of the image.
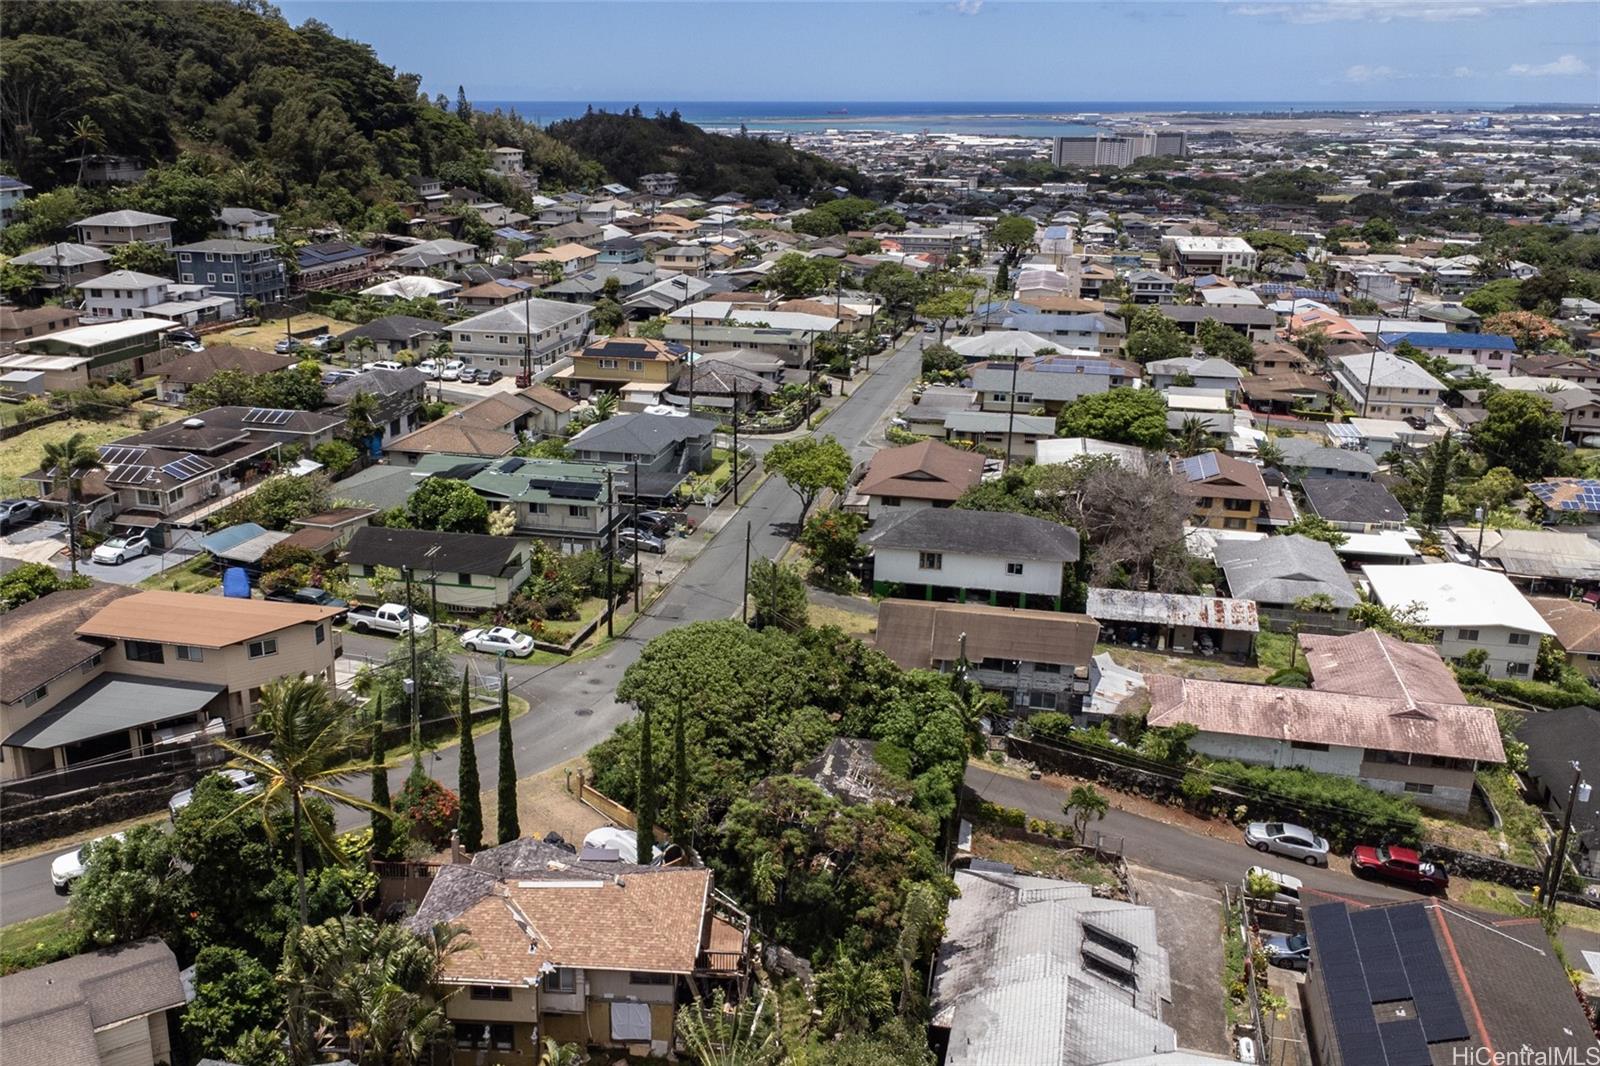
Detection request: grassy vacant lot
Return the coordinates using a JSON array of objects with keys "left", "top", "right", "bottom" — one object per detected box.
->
[
  {"left": 0, "top": 415, "right": 146, "bottom": 496},
  {"left": 969, "top": 829, "right": 1122, "bottom": 890},
  {"left": 215, "top": 314, "right": 359, "bottom": 354},
  {"left": 1454, "top": 880, "right": 1600, "bottom": 934},
  {"left": 138, "top": 554, "right": 221, "bottom": 594}
]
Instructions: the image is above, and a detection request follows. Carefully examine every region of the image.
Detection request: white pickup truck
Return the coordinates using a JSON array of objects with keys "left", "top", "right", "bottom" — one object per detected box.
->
[{"left": 346, "top": 603, "right": 431, "bottom": 636}]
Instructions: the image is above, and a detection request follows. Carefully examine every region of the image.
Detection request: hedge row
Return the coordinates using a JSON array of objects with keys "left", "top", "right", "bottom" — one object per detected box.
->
[{"left": 1204, "top": 760, "right": 1423, "bottom": 851}]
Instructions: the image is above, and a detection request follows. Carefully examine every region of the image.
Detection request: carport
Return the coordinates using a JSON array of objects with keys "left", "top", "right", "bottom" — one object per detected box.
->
[{"left": 3, "top": 674, "right": 225, "bottom": 773}]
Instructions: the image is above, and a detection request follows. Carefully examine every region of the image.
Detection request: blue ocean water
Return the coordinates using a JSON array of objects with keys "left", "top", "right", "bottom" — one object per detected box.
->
[{"left": 476, "top": 99, "right": 1511, "bottom": 138}]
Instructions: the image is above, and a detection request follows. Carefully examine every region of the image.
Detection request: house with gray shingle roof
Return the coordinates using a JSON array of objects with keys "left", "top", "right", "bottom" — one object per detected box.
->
[
  {"left": 865, "top": 508, "right": 1079, "bottom": 609},
  {"left": 1214, "top": 534, "right": 1360, "bottom": 616}
]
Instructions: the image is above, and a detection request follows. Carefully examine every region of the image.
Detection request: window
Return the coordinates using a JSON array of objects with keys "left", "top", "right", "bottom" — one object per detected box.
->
[
  {"left": 314, "top": 624, "right": 325, "bottom": 646},
  {"left": 175, "top": 645, "right": 204, "bottom": 662},
  {"left": 1290, "top": 740, "right": 1330, "bottom": 752},
  {"left": 1006, "top": 562, "right": 1025, "bottom": 576},
  {"left": 1223, "top": 517, "right": 1248, "bottom": 530},
  {"left": 879, "top": 495, "right": 901, "bottom": 508},
  {"left": 206, "top": 273, "right": 215, "bottom": 283},
  {"left": 918, "top": 551, "right": 943, "bottom": 571},
  {"left": 628, "top": 360, "right": 644, "bottom": 371},
  {"left": 125, "top": 640, "right": 164, "bottom": 664},
  {"left": 542, "top": 967, "right": 576, "bottom": 993},
  {"left": 1507, "top": 632, "right": 1531, "bottom": 647},
  {"left": 179, "top": 252, "right": 191, "bottom": 262},
  {"left": 598, "top": 358, "right": 618, "bottom": 369},
  {"left": 469, "top": 985, "right": 512, "bottom": 1001},
  {"left": 1028, "top": 690, "right": 1058, "bottom": 710},
  {"left": 1403, "top": 781, "right": 1435, "bottom": 795},
  {"left": 22, "top": 685, "right": 47, "bottom": 707},
  {"left": 221, "top": 274, "right": 235, "bottom": 283},
  {"left": 629, "top": 972, "right": 673, "bottom": 986},
  {"left": 979, "top": 657, "right": 1020, "bottom": 674},
  {"left": 454, "top": 1023, "right": 515, "bottom": 1051},
  {"left": 1457, "top": 629, "right": 1479, "bottom": 642},
  {"left": 569, "top": 505, "right": 591, "bottom": 518},
  {"left": 1033, "top": 661, "right": 1062, "bottom": 674},
  {"left": 81, "top": 652, "right": 103, "bottom": 673},
  {"left": 1507, "top": 661, "right": 1531, "bottom": 677},
  {"left": 248, "top": 638, "right": 278, "bottom": 659}
]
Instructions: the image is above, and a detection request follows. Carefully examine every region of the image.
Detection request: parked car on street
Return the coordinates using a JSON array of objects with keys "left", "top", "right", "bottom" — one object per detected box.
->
[
  {"left": 0, "top": 498, "right": 43, "bottom": 531},
  {"left": 169, "top": 768, "right": 261, "bottom": 820},
  {"left": 460, "top": 625, "right": 537, "bottom": 657},
  {"left": 51, "top": 832, "right": 126, "bottom": 893},
  {"left": 1243, "top": 821, "right": 1329, "bottom": 866},
  {"left": 1245, "top": 866, "right": 1303, "bottom": 907},
  {"left": 417, "top": 359, "right": 442, "bottom": 378},
  {"left": 634, "top": 510, "right": 691, "bottom": 538},
  {"left": 617, "top": 527, "right": 667, "bottom": 554},
  {"left": 1262, "top": 932, "right": 1311, "bottom": 971},
  {"left": 346, "top": 602, "right": 430, "bottom": 636},
  {"left": 308, "top": 334, "right": 338, "bottom": 351},
  {"left": 474, "top": 367, "right": 502, "bottom": 384},
  {"left": 174, "top": 339, "right": 205, "bottom": 352},
  {"left": 441, "top": 360, "right": 466, "bottom": 380},
  {"left": 1350, "top": 844, "right": 1449, "bottom": 894},
  {"left": 92, "top": 531, "right": 151, "bottom": 565},
  {"left": 264, "top": 585, "right": 349, "bottom": 621},
  {"left": 361, "top": 360, "right": 405, "bottom": 372},
  {"left": 274, "top": 338, "right": 302, "bottom": 354}
]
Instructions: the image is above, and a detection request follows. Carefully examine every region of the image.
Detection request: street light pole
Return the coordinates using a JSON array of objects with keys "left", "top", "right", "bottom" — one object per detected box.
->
[
  {"left": 1474, "top": 506, "right": 1487, "bottom": 568},
  {"left": 1542, "top": 761, "right": 1591, "bottom": 910},
  {"left": 605, "top": 468, "right": 616, "bottom": 638},
  {"left": 731, "top": 380, "right": 740, "bottom": 507},
  {"left": 1003, "top": 347, "right": 1021, "bottom": 473},
  {"left": 631, "top": 456, "right": 641, "bottom": 612}
]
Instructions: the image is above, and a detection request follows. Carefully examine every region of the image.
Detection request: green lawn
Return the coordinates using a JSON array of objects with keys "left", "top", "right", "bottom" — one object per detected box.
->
[
  {"left": 1454, "top": 880, "right": 1600, "bottom": 934},
  {"left": 138, "top": 555, "right": 220, "bottom": 594},
  {"left": 0, "top": 909, "right": 80, "bottom": 976},
  {"left": 1255, "top": 630, "right": 1294, "bottom": 673},
  {"left": 0, "top": 416, "right": 144, "bottom": 497}
]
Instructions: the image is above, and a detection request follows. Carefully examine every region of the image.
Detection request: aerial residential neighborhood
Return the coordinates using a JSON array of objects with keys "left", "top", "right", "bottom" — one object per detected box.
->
[{"left": 0, "top": 2, "right": 1598, "bottom": 1065}]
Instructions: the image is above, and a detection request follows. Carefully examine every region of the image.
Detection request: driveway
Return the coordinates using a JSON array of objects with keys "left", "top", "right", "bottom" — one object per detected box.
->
[
  {"left": 1127, "top": 865, "right": 1230, "bottom": 1057},
  {"left": 0, "top": 328, "right": 930, "bottom": 927}
]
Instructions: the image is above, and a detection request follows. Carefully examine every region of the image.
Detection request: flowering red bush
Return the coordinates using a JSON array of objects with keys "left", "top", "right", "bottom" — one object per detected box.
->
[{"left": 396, "top": 771, "right": 461, "bottom": 850}]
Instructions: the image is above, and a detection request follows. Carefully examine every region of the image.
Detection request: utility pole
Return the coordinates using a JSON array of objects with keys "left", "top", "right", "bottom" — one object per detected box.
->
[
  {"left": 631, "top": 456, "right": 641, "bottom": 612},
  {"left": 731, "top": 381, "right": 741, "bottom": 506},
  {"left": 605, "top": 468, "right": 616, "bottom": 638},
  {"left": 429, "top": 570, "right": 439, "bottom": 652},
  {"left": 403, "top": 565, "right": 420, "bottom": 749},
  {"left": 806, "top": 329, "right": 818, "bottom": 424},
  {"left": 742, "top": 522, "right": 751, "bottom": 626},
  {"left": 521, "top": 287, "right": 534, "bottom": 385},
  {"left": 1361, "top": 349, "right": 1378, "bottom": 418},
  {"left": 1003, "top": 347, "right": 1021, "bottom": 473},
  {"left": 1542, "top": 761, "right": 1590, "bottom": 910},
  {"left": 680, "top": 276, "right": 696, "bottom": 416}
]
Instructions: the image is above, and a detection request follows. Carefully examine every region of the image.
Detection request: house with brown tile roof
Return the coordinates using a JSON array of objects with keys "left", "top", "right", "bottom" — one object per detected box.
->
[
  {"left": 1527, "top": 596, "right": 1600, "bottom": 681},
  {"left": 385, "top": 417, "right": 519, "bottom": 465},
  {"left": 854, "top": 440, "right": 984, "bottom": 521},
  {"left": 1171, "top": 451, "right": 1270, "bottom": 532},
  {"left": 1145, "top": 673, "right": 1503, "bottom": 813},
  {"left": 1298, "top": 629, "right": 1468, "bottom": 704},
  {"left": 2, "top": 589, "right": 340, "bottom": 781},
  {"left": 155, "top": 345, "right": 297, "bottom": 402},
  {"left": 406, "top": 837, "right": 748, "bottom": 1060}
]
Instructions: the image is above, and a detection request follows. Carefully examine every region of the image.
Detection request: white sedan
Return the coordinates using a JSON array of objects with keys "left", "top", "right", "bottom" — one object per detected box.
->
[
  {"left": 168, "top": 768, "right": 262, "bottom": 819},
  {"left": 92, "top": 532, "right": 150, "bottom": 565},
  {"left": 460, "top": 626, "right": 537, "bottom": 657},
  {"left": 440, "top": 360, "right": 466, "bottom": 381},
  {"left": 361, "top": 360, "right": 405, "bottom": 372},
  {"left": 51, "top": 832, "right": 126, "bottom": 893}
]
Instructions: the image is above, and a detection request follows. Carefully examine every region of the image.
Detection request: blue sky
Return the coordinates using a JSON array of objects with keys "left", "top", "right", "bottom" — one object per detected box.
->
[{"left": 277, "top": 0, "right": 1600, "bottom": 104}]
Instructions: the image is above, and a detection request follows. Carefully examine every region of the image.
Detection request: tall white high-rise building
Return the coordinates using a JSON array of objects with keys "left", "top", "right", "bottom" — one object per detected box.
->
[{"left": 1051, "top": 130, "right": 1188, "bottom": 168}]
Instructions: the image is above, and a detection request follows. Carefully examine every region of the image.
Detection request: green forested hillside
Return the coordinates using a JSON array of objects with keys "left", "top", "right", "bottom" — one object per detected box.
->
[
  {"left": 547, "top": 108, "right": 867, "bottom": 200},
  {"left": 0, "top": 0, "right": 861, "bottom": 251}
]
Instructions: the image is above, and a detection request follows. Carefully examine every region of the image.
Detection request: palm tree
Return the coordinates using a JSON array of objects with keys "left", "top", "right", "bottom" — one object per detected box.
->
[
  {"left": 69, "top": 116, "right": 105, "bottom": 185},
  {"left": 1255, "top": 436, "right": 1286, "bottom": 468},
  {"left": 288, "top": 914, "right": 468, "bottom": 1065},
  {"left": 216, "top": 676, "right": 383, "bottom": 927},
  {"left": 539, "top": 1038, "right": 586, "bottom": 1066},
  {"left": 592, "top": 391, "right": 619, "bottom": 421},
  {"left": 345, "top": 390, "right": 380, "bottom": 452},
  {"left": 1063, "top": 784, "right": 1109, "bottom": 844},
  {"left": 676, "top": 990, "right": 779, "bottom": 1066},
  {"left": 1173, "top": 416, "right": 1212, "bottom": 457},
  {"left": 40, "top": 431, "right": 104, "bottom": 575},
  {"left": 814, "top": 953, "right": 893, "bottom": 1035},
  {"left": 346, "top": 334, "right": 378, "bottom": 366}
]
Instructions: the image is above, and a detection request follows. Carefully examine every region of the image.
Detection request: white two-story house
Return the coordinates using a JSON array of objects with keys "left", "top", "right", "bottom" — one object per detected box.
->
[
  {"left": 447, "top": 298, "right": 592, "bottom": 371},
  {"left": 1333, "top": 351, "right": 1445, "bottom": 422},
  {"left": 1362, "top": 562, "right": 1554, "bottom": 678},
  {"left": 864, "top": 508, "right": 1081, "bottom": 611}
]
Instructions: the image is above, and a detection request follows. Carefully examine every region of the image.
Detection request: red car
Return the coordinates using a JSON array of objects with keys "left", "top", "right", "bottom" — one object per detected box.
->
[{"left": 1350, "top": 844, "right": 1449, "bottom": 894}]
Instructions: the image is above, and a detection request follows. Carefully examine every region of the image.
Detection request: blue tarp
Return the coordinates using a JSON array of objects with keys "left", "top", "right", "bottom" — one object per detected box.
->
[{"left": 222, "top": 567, "right": 252, "bottom": 598}]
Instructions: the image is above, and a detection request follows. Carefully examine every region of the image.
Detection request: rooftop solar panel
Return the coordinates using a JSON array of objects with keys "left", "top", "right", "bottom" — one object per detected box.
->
[
  {"left": 98, "top": 445, "right": 149, "bottom": 466},
  {"left": 243, "top": 407, "right": 295, "bottom": 426},
  {"left": 1388, "top": 905, "right": 1470, "bottom": 1044},
  {"left": 1350, "top": 908, "right": 1411, "bottom": 1003},
  {"left": 1378, "top": 1018, "right": 1432, "bottom": 1066}
]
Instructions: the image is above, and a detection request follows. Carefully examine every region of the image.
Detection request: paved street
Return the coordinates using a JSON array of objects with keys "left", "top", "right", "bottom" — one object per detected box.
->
[{"left": 0, "top": 330, "right": 928, "bottom": 926}]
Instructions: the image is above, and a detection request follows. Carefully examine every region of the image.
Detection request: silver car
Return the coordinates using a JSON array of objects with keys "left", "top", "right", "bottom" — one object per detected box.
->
[{"left": 1244, "top": 821, "right": 1329, "bottom": 866}]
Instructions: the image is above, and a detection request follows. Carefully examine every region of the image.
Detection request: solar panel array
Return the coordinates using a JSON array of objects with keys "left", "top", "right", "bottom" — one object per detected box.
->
[
  {"left": 98, "top": 445, "right": 149, "bottom": 466},
  {"left": 1388, "top": 905, "right": 1469, "bottom": 1044},
  {"left": 160, "top": 453, "right": 214, "bottom": 483},
  {"left": 242, "top": 407, "right": 296, "bottom": 426},
  {"left": 528, "top": 477, "right": 601, "bottom": 501},
  {"left": 1177, "top": 452, "right": 1221, "bottom": 482},
  {"left": 1307, "top": 901, "right": 1471, "bottom": 1065},
  {"left": 104, "top": 463, "right": 158, "bottom": 487},
  {"left": 1529, "top": 480, "right": 1600, "bottom": 513}
]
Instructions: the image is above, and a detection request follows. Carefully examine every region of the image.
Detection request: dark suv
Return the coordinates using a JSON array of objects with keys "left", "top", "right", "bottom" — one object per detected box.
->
[{"left": 264, "top": 586, "right": 350, "bottom": 622}]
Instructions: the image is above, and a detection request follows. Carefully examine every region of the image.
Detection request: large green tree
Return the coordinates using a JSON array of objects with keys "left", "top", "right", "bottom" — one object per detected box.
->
[
  {"left": 1055, "top": 388, "right": 1169, "bottom": 449},
  {"left": 1471, "top": 390, "right": 1564, "bottom": 480},
  {"left": 991, "top": 215, "right": 1036, "bottom": 265},
  {"left": 763, "top": 435, "right": 852, "bottom": 521},
  {"left": 767, "top": 252, "right": 843, "bottom": 299},
  {"left": 400, "top": 477, "right": 490, "bottom": 534}
]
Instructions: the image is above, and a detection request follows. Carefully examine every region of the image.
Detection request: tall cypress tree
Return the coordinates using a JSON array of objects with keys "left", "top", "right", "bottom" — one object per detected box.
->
[
  {"left": 1421, "top": 431, "right": 1454, "bottom": 529},
  {"left": 496, "top": 682, "right": 519, "bottom": 844},
  {"left": 636, "top": 701, "right": 657, "bottom": 865},
  {"left": 369, "top": 697, "right": 394, "bottom": 861},
  {"left": 671, "top": 705, "right": 689, "bottom": 847},
  {"left": 456, "top": 668, "right": 482, "bottom": 852}
]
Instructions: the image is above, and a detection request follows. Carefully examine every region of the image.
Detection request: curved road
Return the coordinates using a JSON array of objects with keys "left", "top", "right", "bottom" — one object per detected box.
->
[{"left": 0, "top": 331, "right": 930, "bottom": 926}]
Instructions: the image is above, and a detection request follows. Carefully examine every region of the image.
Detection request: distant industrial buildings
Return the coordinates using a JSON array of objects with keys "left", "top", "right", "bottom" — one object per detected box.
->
[{"left": 1052, "top": 130, "right": 1188, "bottom": 167}]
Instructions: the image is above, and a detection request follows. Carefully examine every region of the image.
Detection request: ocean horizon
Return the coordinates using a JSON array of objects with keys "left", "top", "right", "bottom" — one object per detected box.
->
[{"left": 474, "top": 98, "right": 1580, "bottom": 138}]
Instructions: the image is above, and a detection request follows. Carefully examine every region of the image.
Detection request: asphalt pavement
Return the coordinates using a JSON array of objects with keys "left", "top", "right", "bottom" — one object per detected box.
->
[{"left": 0, "top": 330, "right": 929, "bottom": 926}]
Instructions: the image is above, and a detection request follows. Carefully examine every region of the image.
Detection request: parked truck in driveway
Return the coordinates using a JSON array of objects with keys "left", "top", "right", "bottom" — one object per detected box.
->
[{"left": 346, "top": 603, "right": 430, "bottom": 636}]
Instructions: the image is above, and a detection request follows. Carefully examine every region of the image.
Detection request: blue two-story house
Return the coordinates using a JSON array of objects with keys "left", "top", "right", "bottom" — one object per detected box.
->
[{"left": 172, "top": 239, "right": 287, "bottom": 307}]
